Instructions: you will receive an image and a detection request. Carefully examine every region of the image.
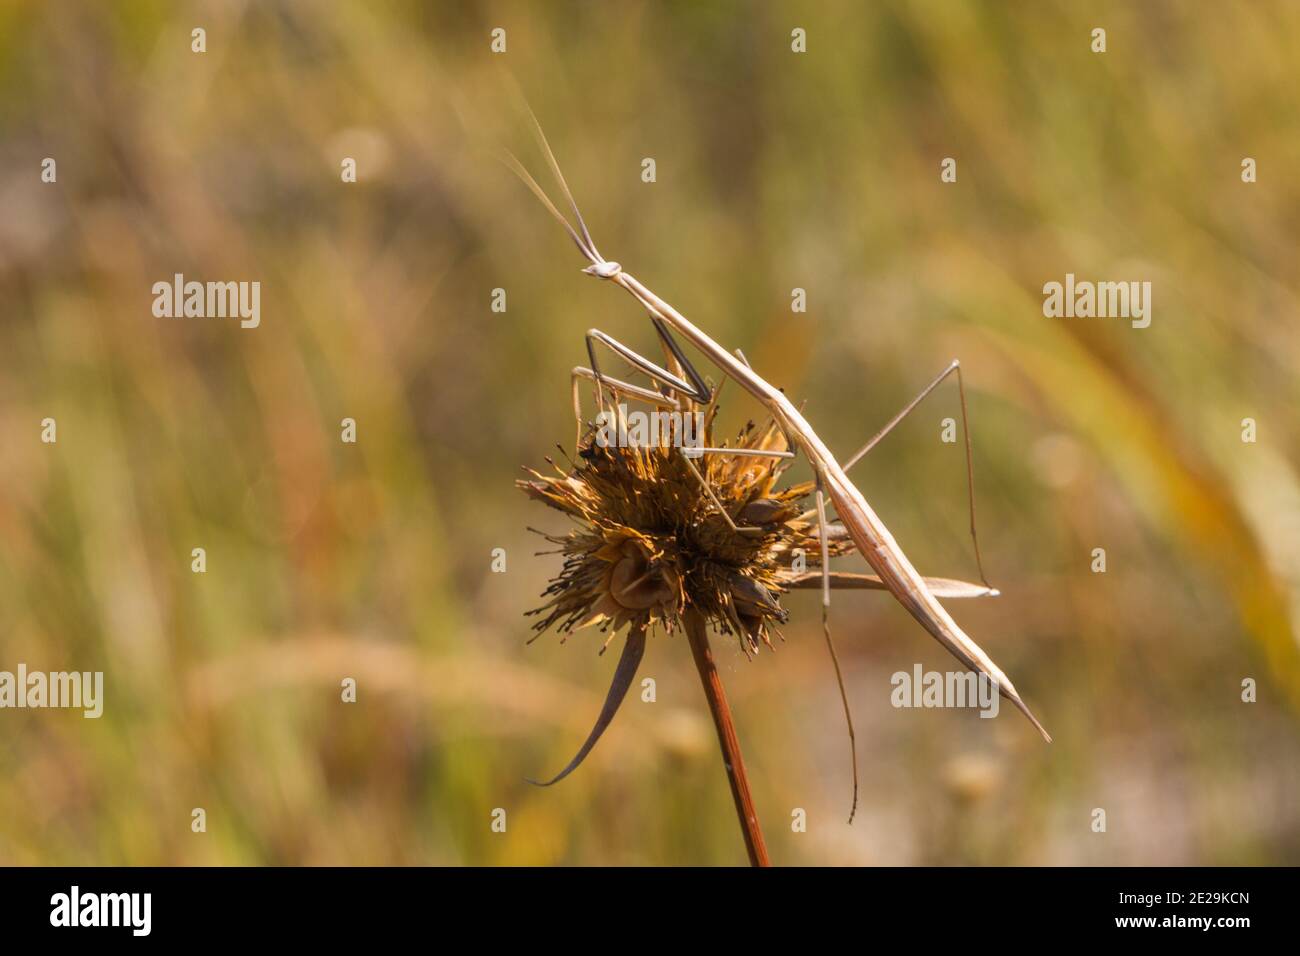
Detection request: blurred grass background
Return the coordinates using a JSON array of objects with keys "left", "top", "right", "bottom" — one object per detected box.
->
[{"left": 1, "top": 0, "right": 1298, "bottom": 865}]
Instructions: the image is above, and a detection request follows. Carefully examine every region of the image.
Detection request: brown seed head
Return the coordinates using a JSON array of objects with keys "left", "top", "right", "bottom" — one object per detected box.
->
[{"left": 519, "top": 410, "right": 852, "bottom": 655}]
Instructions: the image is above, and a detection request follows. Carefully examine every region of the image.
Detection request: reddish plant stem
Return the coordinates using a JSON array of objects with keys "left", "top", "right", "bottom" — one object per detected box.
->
[{"left": 683, "top": 610, "right": 771, "bottom": 867}]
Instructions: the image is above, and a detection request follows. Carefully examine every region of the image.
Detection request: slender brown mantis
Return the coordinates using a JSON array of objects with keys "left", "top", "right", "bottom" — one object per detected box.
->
[{"left": 509, "top": 113, "right": 1050, "bottom": 818}]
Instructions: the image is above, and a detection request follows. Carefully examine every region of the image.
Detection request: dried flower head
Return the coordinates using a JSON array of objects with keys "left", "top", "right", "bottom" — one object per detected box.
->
[
  {"left": 517, "top": 404, "right": 855, "bottom": 792},
  {"left": 519, "top": 407, "right": 850, "bottom": 657}
]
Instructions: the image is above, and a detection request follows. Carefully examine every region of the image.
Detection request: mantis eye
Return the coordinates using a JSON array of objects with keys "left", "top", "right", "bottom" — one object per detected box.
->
[{"left": 582, "top": 261, "right": 622, "bottom": 278}]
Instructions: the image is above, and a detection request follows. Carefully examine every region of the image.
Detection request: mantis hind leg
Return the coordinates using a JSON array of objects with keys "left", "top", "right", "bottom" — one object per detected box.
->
[
  {"left": 841, "top": 359, "right": 994, "bottom": 590},
  {"left": 815, "top": 470, "right": 860, "bottom": 824}
]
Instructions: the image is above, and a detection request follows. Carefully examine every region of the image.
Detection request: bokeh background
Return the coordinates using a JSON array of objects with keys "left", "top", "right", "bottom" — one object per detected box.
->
[{"left": 1, "top": 0, "right": 1298, "bottom": 865}]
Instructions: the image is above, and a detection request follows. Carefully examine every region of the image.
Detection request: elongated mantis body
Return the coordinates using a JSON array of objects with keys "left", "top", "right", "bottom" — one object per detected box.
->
[
  {"left": 601, "top": 265, "right": 1051, "bottom": 741},
  {"left": 510, "top": 115, "right": 1050, "bottom": 814}
]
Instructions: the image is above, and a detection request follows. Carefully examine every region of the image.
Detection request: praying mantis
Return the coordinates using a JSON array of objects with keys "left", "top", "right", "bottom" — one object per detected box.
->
[{"left": 508, "top": 113, "right": 1050, "bottom": 817}]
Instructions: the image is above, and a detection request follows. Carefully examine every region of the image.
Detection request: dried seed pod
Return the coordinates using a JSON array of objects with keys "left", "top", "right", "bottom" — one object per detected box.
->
[
  {"left": 729, "top": 574, "right": 787, "bottom": 622},
  {"left": 738, "top": 497, "right": 793, "bottom": 525},
  {"left": 609, "top": 550, "right": 676, "bottom": 610},
  {"left": 520, "top": 415, "right": 824, "bottom": 650}
]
